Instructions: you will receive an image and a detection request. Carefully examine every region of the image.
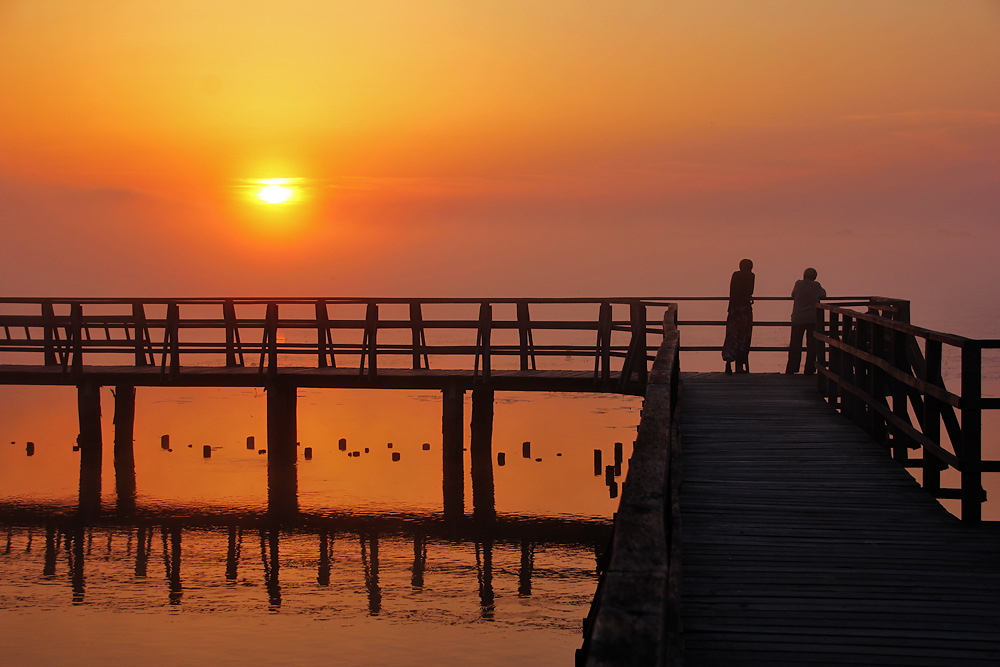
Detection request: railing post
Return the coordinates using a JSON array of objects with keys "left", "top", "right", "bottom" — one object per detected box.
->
[
  {"left": 923, "top": 339, "right": 943, "bottom": 494},
  {"left": 475, "top": 302, "right": 492, "bottom": 381},
  {"left": 225, "top": 300, "right": 242, "bottom": 368},
  {"left": 42, "top": 300, "right": 58, "bottom": 366},
  {"left": 960, "top": 342, "right": 983, "bottom": 523},
  {"left": 360, "top": 302, "right": 378, "bottom": 379},
  {"left": 316, "top": 300, "right": 333, "bottom": 369},
  {"left": 826, "top": 309, "right": 840, "bottom": 407},
  {"left": 889, "top": 330, "right": 915, "bottom": 463},
  {"left": 265, "top": 303, "right": 278, "bottom": 375},
  {"left": 517, "top": 301, "right": 535, "bottom": 371},
  {"left": 164, "top": 302, "right": 180, "bottom": 375},
  {"left": 618, "top": 301, "right": 647, "bottom": 392},
  {"left": 869, "top": 318, "right": 889, "bottom": 448},
  {"left": 132, "top": 302, "right": 152, "bottom": 367},
  {"left": 815, "top": 305, "right": 828, "bottom": 396},
  {"left": 840, "top": 313, "right": 856, "bottom": 420},
  {"left": 410, "top": 302, "right": 428, "bottom": 370},
  {"left": 634, "top": 301, "right": 648, "bottom": 387},
  {"left": 596, "top": 302, "right": 612, "bottom": 385},
  {"left": 70, "top": 302, "right": 84, "bottom": 375},
  {"left": 893, "top": 299, "right": 911, "bottom": 324}
]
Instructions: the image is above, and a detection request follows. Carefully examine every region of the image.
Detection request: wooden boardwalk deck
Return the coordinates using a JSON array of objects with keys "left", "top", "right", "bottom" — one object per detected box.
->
[{"left": 680, "top": 373, "right": 1000, "bottom": 666}]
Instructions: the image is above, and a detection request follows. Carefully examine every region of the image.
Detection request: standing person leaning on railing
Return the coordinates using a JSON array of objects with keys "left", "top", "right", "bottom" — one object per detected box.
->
[
  {"left": 722, "top": 259, "right": 755, "bottom": 375},
  {"left": 785, "top": 267, "right": 827, "bottom": 375}
]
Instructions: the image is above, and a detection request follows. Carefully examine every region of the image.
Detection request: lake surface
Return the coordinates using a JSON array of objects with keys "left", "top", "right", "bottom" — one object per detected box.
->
[{"left": 0, "top": 387, "right": 639, "bottom": 665}]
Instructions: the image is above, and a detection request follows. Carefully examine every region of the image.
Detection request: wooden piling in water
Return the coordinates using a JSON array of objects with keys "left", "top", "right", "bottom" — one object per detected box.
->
[
  {"left": 266, "top": 380, "right": 298, "bottom": 516},
  {"left": 442, "top": 382, "right": 465, "bottom": 519},
  {"left": 77, "top": 382, "right": 102, "bottom": 515},
  {"left": 471, "top": 388, "right": 496, "bottom": 522},
  {"left": 113, "top": 385, "right": 136, "bottom": 514}
]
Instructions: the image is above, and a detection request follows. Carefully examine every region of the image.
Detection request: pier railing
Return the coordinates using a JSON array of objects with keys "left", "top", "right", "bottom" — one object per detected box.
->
[
  {"left": 0, "top": 297, "right": 677, "bottom": 391},
  {"left": 0, "top": 295, "right": 894, "bottom": 379},
  {"left": 578, "top": 308, "right": 682, "bottom": 666},
  {"left": 816, "top": 302, "right": 1000, "bottom": 522}
]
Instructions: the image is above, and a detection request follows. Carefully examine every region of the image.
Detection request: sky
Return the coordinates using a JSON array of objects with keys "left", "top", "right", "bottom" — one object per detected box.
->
[{"left": 1, "top": 1, "right": 999, "bottom": 334}]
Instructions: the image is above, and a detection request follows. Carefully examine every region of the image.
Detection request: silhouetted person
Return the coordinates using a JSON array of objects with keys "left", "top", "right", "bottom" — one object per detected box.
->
[
  {"left": 785, "top": 267, "right": 827, "bottom": 375},
  {"left": 722, "top": 259, "right": 755, "bottom": 374}
]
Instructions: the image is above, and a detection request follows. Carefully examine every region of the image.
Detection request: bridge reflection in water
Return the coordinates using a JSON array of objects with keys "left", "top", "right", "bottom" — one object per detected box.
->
[{"left": 2, "top": 509, "right": 607, "bottom": 619}]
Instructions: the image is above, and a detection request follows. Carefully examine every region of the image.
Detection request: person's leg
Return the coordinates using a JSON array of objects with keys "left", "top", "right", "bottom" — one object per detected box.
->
[
  {"left": 803, "top": 322, "right": 818, "bottom": 374},
  {"left": 786, "top": 323, "right": 805, "bottom": 373}
]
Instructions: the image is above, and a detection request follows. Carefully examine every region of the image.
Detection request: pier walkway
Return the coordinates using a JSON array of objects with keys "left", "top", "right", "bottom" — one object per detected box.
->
[{"left": 680, "top": 373, "right": 1000, "bottom": 665}]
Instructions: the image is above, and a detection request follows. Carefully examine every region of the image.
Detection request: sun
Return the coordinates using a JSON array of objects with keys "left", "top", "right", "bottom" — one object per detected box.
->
[
  {"left": 257, "top": 183, "right": 293, "bottom": 204},
  {"left": 251, "top": 178, "right": 301, "bottom": 205}
]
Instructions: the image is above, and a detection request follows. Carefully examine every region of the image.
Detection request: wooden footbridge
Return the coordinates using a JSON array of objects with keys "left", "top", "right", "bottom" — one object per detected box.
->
[
  {"left": 578, "top": 300, "right": 1000, "bottom": 665},
  {"left": 2, "top": 296, "right": 1000, "bottom": 664}
]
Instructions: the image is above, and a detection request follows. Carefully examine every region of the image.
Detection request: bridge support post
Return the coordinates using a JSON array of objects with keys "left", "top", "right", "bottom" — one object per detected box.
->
[
  {"left": 471, "top": 388, "right": 496, "bottom": 522},
  {"left": 266, "top": 380, "right": 299, "bottom": 517},
  {"left": 77, "top": 381, "right": 103, "bottom": 516},
  {"left": 113, "top": 385, "right": 137, "bottom": 515},
  {"left": 442, "top": 382, "right": 465, "bottom": 519}
]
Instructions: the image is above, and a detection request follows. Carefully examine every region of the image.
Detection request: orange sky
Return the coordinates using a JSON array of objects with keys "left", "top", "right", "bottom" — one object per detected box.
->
[{"left": 1, "top": 1, "right": 999, "bottom": 332}]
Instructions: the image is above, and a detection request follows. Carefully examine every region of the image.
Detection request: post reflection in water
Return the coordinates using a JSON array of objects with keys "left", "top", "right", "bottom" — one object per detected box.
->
[
  {"left": 43, "top": 525, "right": 57, "bottom": 577},
  {"left": 317, "top": 530, "right": 332, "bottom": 586},
  {"left": 260, "top": 527, "right": 281, "bottom": 607},
  {"left": 360, "top": 533, "right": 381, "bottom": 616},
  {"left": 135, "top": 526, "right": 151, "bottom": 578},
  {"left": 475, "top": 539, "right": 495, "bottom": 619},
  {"left": 412, "top": 534, "right": 426, "bottom": 589},
  {"left": 162, "top": 527, "right": 182, "bottom": 605},
  {"left": 227, "top": 527, "right": 242, "bottom": 581},
  {"left": 519, "top": 539, "right": 534, "bottom": 597},
  {"left": 66, "top": 524, "right": 85, "bottom": 604}
]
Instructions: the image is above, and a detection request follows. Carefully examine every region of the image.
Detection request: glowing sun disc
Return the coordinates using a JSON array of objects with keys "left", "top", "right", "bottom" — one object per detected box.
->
[{"left": 257, "top": 184, "right": 293, "bottom": 204}]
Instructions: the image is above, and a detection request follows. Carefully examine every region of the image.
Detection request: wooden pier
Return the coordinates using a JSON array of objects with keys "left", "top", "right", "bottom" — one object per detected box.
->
[
  {"left": 0, "top": 297, "right": 674, "bottom": 518},
  {"left": 578, "top": 305, "right": 1000, "bottom": 666},
  {"left": 680, "top": 373, "right": 1000, "bottom": 665}
]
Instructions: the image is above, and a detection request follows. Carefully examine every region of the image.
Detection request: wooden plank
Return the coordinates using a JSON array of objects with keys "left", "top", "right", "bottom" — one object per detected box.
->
[{"left": 680, "top": 373, "right": 1000, "bottom": 666}]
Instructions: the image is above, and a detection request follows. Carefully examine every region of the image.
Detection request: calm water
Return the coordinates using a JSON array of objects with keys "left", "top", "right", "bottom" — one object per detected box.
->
[{"left": 0, "top": 387, "right": 639, "bottom": 665}]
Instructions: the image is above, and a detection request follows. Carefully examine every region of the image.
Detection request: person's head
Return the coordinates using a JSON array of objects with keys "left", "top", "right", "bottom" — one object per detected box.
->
[
  {"left": 803, "top": 267, "right": 818, "bottom": 280},
  {"left": 739, "top": 258, "right": 753, "bottom": 272}
]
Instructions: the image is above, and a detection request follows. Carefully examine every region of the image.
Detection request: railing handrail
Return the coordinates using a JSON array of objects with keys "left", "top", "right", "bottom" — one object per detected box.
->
[
  {"left": 819, "top": 303, "right": 987, "bottom": 348},
  {"left": 0, "top": 298, "right": 685, "bottom": 393},
  {"left": 815, "top": 302, "right": 998, "bottom": 523},
  {"left": 578, "top": 308, "right": 681, "bottom": 665}
]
